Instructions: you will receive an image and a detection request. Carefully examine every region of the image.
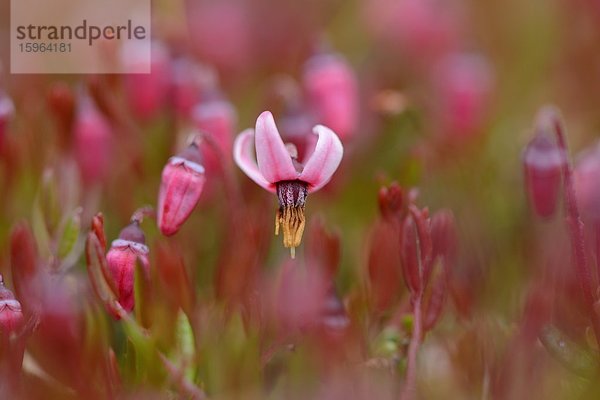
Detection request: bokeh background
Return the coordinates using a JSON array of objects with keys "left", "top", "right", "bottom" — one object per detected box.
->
[{"left": 1, "top": 0, "right": 600, "bottom": 398}]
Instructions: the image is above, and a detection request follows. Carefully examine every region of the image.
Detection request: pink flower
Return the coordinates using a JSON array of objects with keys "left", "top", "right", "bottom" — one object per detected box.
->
[
  {"left": 73, "top": 95, "right": 112, "bottom": 184},
  {"left": 157, "top": 143, "right": 206, "bottom": 236},
  {"left": 303, "top": 53, "right": 359, "bottom": 141},
  {"left": 233, "top": 111, "right": 343, "bottom": 257},
  {"left": 432, "top": 53, "right": 494, "bottom": 141},
  {"left": 106, "top": 221, "right": 150, "bottom": 314},
  {"left": 122, "top": 42, "right": 171, "bottom": 120},
  {"left": 0, "top": 91, "right": 14, "bottom": 155},
  {"left": 523, "top": 130, "right": 564, "bottom": 219},
  {"left": 191, "top": 97, "right": 236, "bottom": 172}
]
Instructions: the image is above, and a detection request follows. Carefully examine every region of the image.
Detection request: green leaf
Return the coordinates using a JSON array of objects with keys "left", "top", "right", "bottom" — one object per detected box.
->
[
  {"left": 175, "top": 310, "right": 196, "bottom": 381},
  {"left": 540, "top": 324, "right": 598, "bottom": 378},
  {"left": 31, "top": 192, "right": 52, "bottom": 260},
  {"left": 57, "top": 207, "right": 82, "bottom": 260}
]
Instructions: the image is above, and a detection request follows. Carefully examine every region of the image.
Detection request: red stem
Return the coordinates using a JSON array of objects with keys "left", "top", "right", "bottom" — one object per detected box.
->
[
  {"left": 553, "top": 117, "right": 600, "bottom": 346},
  {"left": 401, "top": 292, "right": 423, "bottom": 400}
]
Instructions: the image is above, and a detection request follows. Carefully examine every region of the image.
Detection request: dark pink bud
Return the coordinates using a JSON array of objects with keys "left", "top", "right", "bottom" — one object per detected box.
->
[
  {"left": 303, "top": 53, "right": 359, "bottom": 141},
  {"left": 433, "top": 53, "right": 494, "bottom": 141},
  {"left": 377, "top": 182, "right": 405, "bottom": 220},
  {"left": 0, "top": 276, "right": 23, "bottom": 336},
  {"left": 106, "top": 222, "right": 150, "bottom": 313},
  {"left": 191, "top": 97, "right": 236, "bottom": 172},
  {"left": 122, "top": 43, "right": 171, "bottom": 120},
  {"left": 523, "top": 132, "right": 564, "bottom": 219},
  {"left": 73, "top": 96, "right": 112, "bottom": 184},
  {"left": 157, "top": 144, "right": 206, "bottom": 236},
  {"left": 0, "top": 91, "right": 14, "bottom": 155}
]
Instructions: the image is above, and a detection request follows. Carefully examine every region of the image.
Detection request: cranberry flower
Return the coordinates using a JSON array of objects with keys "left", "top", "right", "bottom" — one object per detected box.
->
[{"left": 234, "top": 111, "right": 343, "bottom": 257}]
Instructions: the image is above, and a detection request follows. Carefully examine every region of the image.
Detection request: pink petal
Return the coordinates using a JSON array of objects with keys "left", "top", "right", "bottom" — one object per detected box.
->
[
  {"left": 255, "top": 111, "right": 298, "bottom": 183},
  {"left": 299, "top": 125, "right": 343, "bottom": 192},
  {"left": 233, "top": 128, "right": 275, "bottom": 192}
]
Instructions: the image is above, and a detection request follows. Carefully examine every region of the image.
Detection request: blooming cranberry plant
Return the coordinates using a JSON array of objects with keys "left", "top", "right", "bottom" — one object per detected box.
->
[{"left": 2, "top": 1, "right": 600, "bottom": 399}]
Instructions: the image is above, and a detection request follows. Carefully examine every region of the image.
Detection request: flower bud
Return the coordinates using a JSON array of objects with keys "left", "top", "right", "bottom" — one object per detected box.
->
[
  {"left": 433, "top": 53, "right": 494, "bottom": 141},
  {"left": 157, "top": 144, "right": 206, "bottom": 236},
  {"left": 73, "top": 95, "right": 112, "bottom": 185},
  {"left": 303, "top": 53, "right": 358, "bottom": 141},
  {"left": 523, "top": 132, "right": 564, "bottom": 219},
  {"left": 106, "top": 221, "right": 150, "bottom": 313},
  {"left": 122, "top": 42, "right": 171, "bottom": 120},
  {"left": 377, "top": 182, "right": 404, "bottom": 221},
  {"left": 0, "top": 276, "right": 23, "bottom": 336},
  {"left": 0, "top": 90, "right": 14, "bottom": 155},
  {"left": 191, "top": 96, "right": 236, "bottom": 172}
]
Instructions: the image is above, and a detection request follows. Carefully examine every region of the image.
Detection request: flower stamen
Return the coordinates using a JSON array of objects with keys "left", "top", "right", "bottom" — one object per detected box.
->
[{"left": 275, "top": 181, "right": 308, "bottom": 258}]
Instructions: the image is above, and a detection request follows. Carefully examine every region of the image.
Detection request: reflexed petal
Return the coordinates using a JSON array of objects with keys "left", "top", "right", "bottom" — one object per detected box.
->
[
  {"left": 255, "top": 111, "right": 298, "bottom": 183},
  {"left": 233, "top": 128, "right": 275, "bottom": 192},
  {"left": 299, "top": 125, "right": 343, "bottom": 192}
]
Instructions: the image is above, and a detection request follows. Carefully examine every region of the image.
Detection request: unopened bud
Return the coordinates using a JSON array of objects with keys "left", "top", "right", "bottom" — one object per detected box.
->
[
  {"left": 73, "top": 95, "right": 112, "bottom": 184},
  {"left": 0, "top": 90, "right": 14, "bottom": 155},
  {"left": 303, "top": 53, "right": 358, "bottom": 141},
  {"left": 378, "top": 183, "right": 404, "bottom": 220},
  {"left": 191, "top": 97, "right": 236, "bottom": 171},
  {"left": 0, "top": 275, "right": 23, "bottom": 336},
  {"left": 157, "top": 144, "right": 206, "bottom": 236},
  {"left": 122, "top": 42, "right": 171, "bottom": 120},
  {"left": 523, "top": 132, "right": 564, "bottom": 218},
  {"left": 106, "top": 221, "right": 150, "bottom": 313}
]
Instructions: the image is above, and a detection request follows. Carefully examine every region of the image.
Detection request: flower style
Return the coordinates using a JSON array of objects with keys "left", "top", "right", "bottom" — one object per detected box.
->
[{"left": 234, "top": 111, "right": 343, "bottom": 257}]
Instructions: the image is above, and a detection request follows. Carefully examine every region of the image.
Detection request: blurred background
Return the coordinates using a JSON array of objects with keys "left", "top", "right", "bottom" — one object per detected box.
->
[{"left": 1, "top": 0, "right": 600, "bottom": 398}]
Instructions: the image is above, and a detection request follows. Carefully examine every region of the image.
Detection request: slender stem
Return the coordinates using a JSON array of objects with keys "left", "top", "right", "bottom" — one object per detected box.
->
[
  {"left": 401, "top": 292, "right": 423, "bottom": 400},
  {"left": 552, "top": 117, "right": 600, "bottom": 346},
  {"left": 130, "top": 206, "right": 155, "bottom": 224},
  {"left": 159, "top": 352, "right": 208, "bottom": 400}
]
